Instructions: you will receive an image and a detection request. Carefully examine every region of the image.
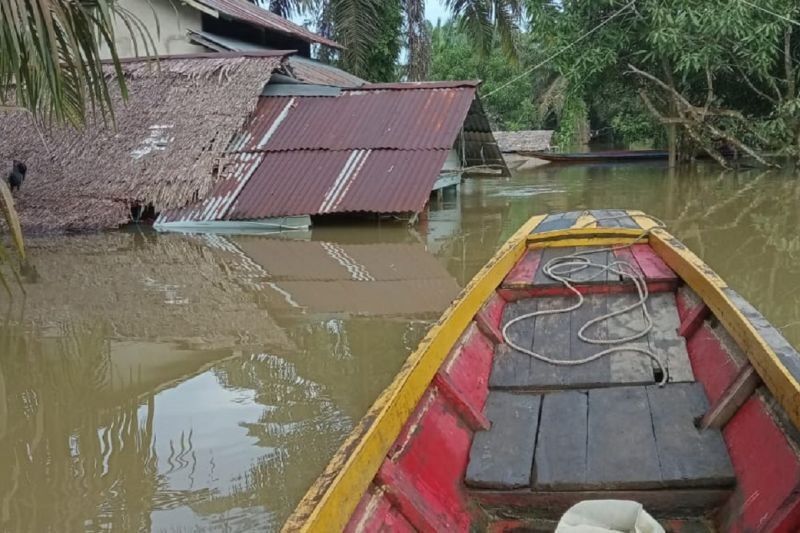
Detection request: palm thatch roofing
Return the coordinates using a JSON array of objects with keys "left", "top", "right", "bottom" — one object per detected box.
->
[
  {"left": 0, "top": 52, "right": 288, "bottom": 233},
  {"left": 493, "top": 130, "right": 554, "bottom": 153}
]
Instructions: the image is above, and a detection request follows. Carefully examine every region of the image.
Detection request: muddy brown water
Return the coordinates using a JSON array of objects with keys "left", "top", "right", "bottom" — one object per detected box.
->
[{"left": 1, "top": 162, "right": 799, "bottom": 531}]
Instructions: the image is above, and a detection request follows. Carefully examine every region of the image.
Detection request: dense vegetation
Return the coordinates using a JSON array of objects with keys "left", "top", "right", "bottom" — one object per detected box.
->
[{"left": 274, "top": 0, "right": 800, "bottom": 165}]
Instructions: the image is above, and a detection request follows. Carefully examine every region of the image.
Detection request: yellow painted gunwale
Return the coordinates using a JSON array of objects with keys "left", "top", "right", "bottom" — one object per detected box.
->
[{"left": 284, "top": 209, "right": 800, "bottom": 532}]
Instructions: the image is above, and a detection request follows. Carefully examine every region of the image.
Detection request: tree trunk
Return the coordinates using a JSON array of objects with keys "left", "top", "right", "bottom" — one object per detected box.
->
[{"left": 667, "top": 123, "right": 677, "bottom": 168}]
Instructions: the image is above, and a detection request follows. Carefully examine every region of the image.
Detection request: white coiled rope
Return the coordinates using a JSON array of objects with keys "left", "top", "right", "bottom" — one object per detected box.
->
[{"left": 501, "top": 213, "right": 670, "bottom": 386}]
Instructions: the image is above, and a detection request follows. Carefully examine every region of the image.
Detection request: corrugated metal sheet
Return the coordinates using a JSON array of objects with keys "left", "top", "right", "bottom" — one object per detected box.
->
[
  {"left": 287, "top": 56, "right": 365, "bottom": 88},
  {"left": 250, "top": 88, "right": 476, "bottom": 151},
  {"left": 157, "top": 151, "right": 264, "bottom": 223},
  {"left": 157, "top": 82, "right": 507, "bottom": 225},
  {"left": 359, "top": 81, "right": 481, "bottom": 90},
  {"left": 226, "top": 149, "right": 450, "bottom": 219},
  {"left": 184, "top": 30, "right": 362, "bottom": 88},
  {"left": 194, "top": 0, "right": 342, "bottom": 49}
]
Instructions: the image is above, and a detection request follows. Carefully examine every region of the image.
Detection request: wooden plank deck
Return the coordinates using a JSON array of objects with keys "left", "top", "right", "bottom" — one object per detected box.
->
[
  {"left": 491, "top": 292, "right": 691, "bottom": 389},
  {"left": 472, "top": 266, "right": 734, "bottom": 511},
  {"left": 467, "top": 384, "right": 735, "bottom": 493}
]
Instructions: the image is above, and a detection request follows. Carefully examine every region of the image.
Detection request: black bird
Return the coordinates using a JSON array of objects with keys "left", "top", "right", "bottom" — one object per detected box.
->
[{"left": 8, "top": 160, "right": 26, "bottom": 192}]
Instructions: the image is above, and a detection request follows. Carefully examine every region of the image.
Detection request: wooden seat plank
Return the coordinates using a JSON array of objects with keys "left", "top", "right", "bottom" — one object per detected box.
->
[
  {"left": 490, "top": 299, "right": 537, "bottom": 388},
  {"left": 465, "top": 392, "right": 542, "bottom": 489},
  {"left": 646, "top": 293, "right": 695, "bottom": 382},
  {"left": 568, "top": 248, "right": 610, "bottom": 284},
  {"left": 533, "top": 247, "right": 577, "bottom": 287},
  {"left": 532, "top": 212, "right": 581, "bottom": 233},
  {"left": 647, "top": 383, "right": 735, "bottom": 488},
  {"left": 592, "top": 209, "right": 639, "bottom": 229},
  {"left": 533, "top": 390, "right": 588, "bottom": 490},
  {"left": 606, "top": 293, "right": 655, "bottom": 385},
  {"left": 564, "top": 294, "right": 612, "bottom": 386},
  {"left": 528, "top": 297, "right": 573, "bottom": 388},
  {"left": 586, "top": 386, "right": 662, "bottom": 489}
]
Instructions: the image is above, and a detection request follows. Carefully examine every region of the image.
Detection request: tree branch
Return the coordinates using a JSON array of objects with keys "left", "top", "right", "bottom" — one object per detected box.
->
[
  {"left": 737, "top": 67, "right": 778, "bottom": 104},
  {"left": 704, "top": 66, "right": 714, "bottom": 114},
  {"left": 786, "top": 27, "right": 795, "bottom": 100}
]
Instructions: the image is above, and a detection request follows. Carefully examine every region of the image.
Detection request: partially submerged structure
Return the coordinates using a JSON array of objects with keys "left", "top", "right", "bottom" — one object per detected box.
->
[
  {"left": 156, "top": 80, "right": 505, "bottom": 232},
  {"left": 1, "top": 0, "right": 506, "bottom": 234}
]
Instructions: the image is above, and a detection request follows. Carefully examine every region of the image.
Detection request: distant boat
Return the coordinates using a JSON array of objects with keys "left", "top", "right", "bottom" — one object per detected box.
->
[
  {"left": 518, "top": 149, "right": 669, "bottom": 162},
  {"left": 283, "top": 209, "right": 800, "bottom": 532}
]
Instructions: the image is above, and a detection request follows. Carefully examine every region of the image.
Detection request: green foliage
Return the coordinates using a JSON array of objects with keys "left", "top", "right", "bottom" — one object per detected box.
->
[
  {"left": 317, "top": 0, "right": 404, "bottom": 82},
  {"left": 428, "top": 21, "right": 542, "bottom": 130},
  {"left": 526, "top": 0, "right": 800, "bottom": 160},
  {"left": 552, "top": 90, "right": 588, "bottom": 148}
]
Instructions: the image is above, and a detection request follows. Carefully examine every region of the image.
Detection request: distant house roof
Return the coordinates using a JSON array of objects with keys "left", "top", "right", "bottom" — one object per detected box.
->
[
  {"left": 492, "top": 130, "right": 554, "bottom": 153},
  {"left": 187, "top": 29, "right": 364, "bottom": 87},
  {"left": 157, "top": 82, "right": 507, "bottom": 225},
  {"left": 2, "top": 53, "right": 289, "bottom": 233},
  {"left": 185, "top": 0, "right": 342, "bottom": 49}
]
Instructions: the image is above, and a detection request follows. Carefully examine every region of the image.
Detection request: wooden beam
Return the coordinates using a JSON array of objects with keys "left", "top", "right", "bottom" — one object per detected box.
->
[
  {"left": 679, "top": 302, "right": 711, "bottom": 339},
  {"left": 376, "top": 460, "right": 447, "bottom": 531},
  {"left": 433, "top": 372, "right": 489, "bottom": 431},
  {"left": 697, "top": 364, "right": 761, "bottom": 430}
]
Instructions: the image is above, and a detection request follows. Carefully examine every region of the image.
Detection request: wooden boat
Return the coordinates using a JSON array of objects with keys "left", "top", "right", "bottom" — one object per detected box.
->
[
  {"left": 518, "top": 150, "right": 669, "bottom": 163},
  {"left": 283, "top": 210, "right": 800, "bottom": 532}
]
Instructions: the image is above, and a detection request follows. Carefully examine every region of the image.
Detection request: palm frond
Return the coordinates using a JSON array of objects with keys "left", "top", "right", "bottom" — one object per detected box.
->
[
  {"left": 444, "top": 0, "right": 522, "bottom": 61},
  {"left": 0, "top": 0, "right": 155, "bottom": 127},
  {"left": 331, "top": 0, "right": 382, "bottom": 78}
]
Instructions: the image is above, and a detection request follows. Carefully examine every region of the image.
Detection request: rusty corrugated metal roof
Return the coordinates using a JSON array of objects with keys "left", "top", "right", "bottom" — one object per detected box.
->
[
  {"left": 244, "top": 88, "right": 476, "bottom": 151},
  {"left": 192, "top": 0, "right": 342, "bottom": 49},
  {"left": 156, "top": 82, "right": 507, "bottom": 226},
  {"left": 358, "top": 80, "right": 481, "bottom": 90},
  {"left": 287, "top": 56, "right": 365, "bottom": 88},
  {"left": 156, "top": 151, "right": 265, "bottom": 224},
  {"left": 226, "top": 149, "right": 451, "bottom": 219}
]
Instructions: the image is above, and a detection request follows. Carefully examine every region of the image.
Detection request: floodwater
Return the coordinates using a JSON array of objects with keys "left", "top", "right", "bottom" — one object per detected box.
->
[{"left": 1, "top": 162, "right": 799, "bottom": 531}]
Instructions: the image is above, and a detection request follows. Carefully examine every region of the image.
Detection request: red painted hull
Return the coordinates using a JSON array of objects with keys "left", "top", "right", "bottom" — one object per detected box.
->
[{"left": 344, "top": 254, "right": 800, "bottom": 532}]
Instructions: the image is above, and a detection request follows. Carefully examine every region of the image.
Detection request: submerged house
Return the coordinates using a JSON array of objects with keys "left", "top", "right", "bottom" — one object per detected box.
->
[
  {"left": 0, "top": 0, "right": 505, "bottom": 233},
  {"left": 155, "top": 79, "right": 506, "bottom": 231}
]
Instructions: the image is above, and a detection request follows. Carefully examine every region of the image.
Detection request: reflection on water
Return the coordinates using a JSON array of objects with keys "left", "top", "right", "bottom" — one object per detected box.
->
[{"left": 1, "top": 163, "right": 800, "bottom": 531}]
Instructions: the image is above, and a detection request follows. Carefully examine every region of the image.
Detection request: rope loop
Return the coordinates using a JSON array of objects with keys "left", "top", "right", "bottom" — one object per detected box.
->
[{"left": 501, "top": 212, "right": 670, "bottom": 386}]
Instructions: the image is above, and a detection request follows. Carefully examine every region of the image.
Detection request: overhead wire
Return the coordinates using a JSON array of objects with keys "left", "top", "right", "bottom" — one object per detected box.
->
[{"left": 483, "top": 0, "right": 637, "bottom": 99}]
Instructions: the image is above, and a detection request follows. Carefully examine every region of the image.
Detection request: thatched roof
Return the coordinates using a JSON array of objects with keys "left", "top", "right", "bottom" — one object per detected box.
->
[
  {"left": 0, "top": 52, "right": 287, "bottom": 233},
  {"left": 493, "top": 130, "right": 554, "bottom": 153}
]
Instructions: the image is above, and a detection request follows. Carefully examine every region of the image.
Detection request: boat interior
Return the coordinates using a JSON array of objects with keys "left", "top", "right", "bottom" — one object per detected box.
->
[
  {"left": 286, "top": 210, "right": 800, "bottom": 533},
  {"left": 467, "top": 227, "right": 732, "bottom": 531}
]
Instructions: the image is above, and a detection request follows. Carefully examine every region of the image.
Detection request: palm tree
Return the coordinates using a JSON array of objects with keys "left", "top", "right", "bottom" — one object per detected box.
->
[
  {"left": 254, "top": 0, "right": 523, "bottom": 81},
  {"left": 0, "top": 0, "right": 152, "bottom": 288}
]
